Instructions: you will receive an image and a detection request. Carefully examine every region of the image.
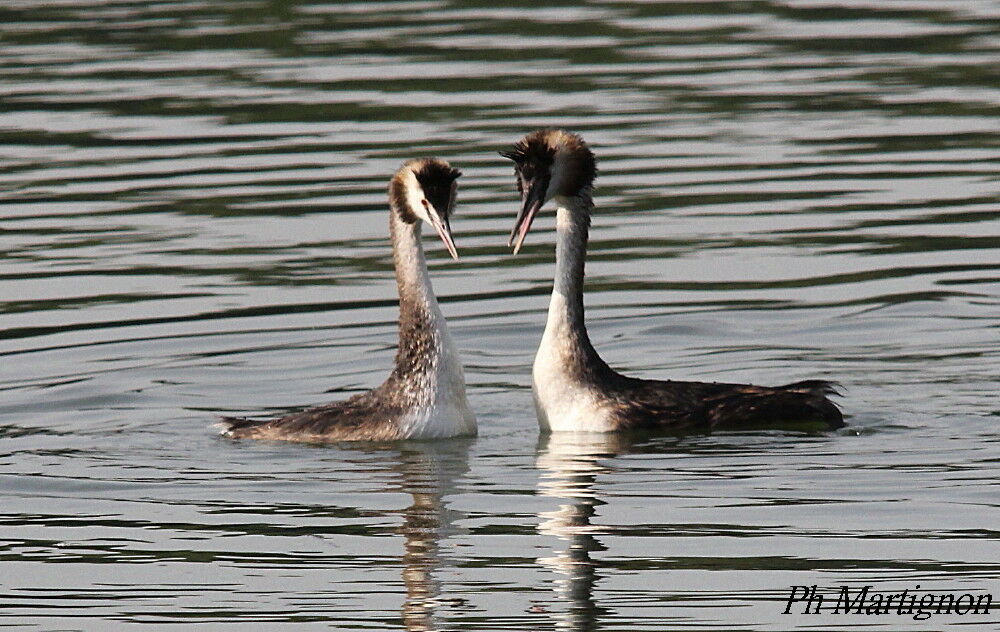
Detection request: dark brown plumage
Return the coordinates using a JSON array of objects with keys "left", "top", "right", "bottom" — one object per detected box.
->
[
  {"left": 220, "top": 388, "right": 408, "bottom": 442},
  {"left": 501, "top": 129, "right": 596, "bottom": 197},
  {"left": 600, "top": 374, "right": 843, "bottom": 431}
]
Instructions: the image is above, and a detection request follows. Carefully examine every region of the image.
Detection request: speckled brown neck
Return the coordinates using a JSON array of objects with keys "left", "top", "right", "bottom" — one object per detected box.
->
[{"left": 385, "top": 209, "right": 443, "bottom": 403}]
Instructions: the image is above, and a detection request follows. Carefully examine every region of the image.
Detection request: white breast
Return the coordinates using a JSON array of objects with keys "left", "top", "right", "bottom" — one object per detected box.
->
[
  {"left": 398, "top": 327, "right": 476, "bottom": 439},
  {"left": 532, "top": 330, "right": 616, "bottom": 433}
]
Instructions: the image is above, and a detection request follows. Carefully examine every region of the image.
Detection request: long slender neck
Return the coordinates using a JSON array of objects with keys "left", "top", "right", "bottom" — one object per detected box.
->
[
  {"left": 389, "top": 211, "right": 445, "bottom": 379},
  {"left": 541, "top": 192, "right": 603, "bottom": 370},
  {"left": 549, "top": 195, "right": 590, "bottom": 330}
]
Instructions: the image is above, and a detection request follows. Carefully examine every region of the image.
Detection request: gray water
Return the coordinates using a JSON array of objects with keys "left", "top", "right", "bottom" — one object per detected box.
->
[{"left": 1, "top": 1, "right": 998, "bottom": 630}]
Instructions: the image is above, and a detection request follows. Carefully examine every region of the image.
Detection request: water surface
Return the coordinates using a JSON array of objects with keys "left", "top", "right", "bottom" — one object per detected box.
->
[{"left": 1, "top": 0, "right": 998, "bottom": 629}]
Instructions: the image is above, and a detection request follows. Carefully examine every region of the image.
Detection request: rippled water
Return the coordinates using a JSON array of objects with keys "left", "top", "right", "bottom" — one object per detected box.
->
[{"left": 2, "top": 1, "right": 998, "bottom": 630}]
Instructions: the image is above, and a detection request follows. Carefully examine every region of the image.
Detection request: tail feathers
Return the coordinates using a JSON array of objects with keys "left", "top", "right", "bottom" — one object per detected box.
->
[
  {"left": 708, "top": 380, "right": 845, "bottom": 430},
  {"left": 215, "top": 415, "right": 265, "bottom": 437},
  {"left": 779, "top": 379, "right": 843, "bottom": 397}
]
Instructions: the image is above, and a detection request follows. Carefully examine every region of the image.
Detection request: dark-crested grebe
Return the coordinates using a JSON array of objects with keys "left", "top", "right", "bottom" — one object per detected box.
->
[
  {"left": 220, "top": 158, "right": 476, "bottom": 442},
  {"left": 502, "top": 130, "right": 843, "bottom": 432}
]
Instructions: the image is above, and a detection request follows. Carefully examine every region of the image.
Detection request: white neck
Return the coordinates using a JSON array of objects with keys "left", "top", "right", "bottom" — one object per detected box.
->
[
  {"left": 541, "top": 195, "right": 591, "bottom": 357},
  {"left": 533, "top": 193, "right": 615, "bottom": 432}
]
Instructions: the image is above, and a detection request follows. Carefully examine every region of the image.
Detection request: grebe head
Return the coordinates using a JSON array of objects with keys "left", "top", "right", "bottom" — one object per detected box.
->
[
  {"left": 500, "top": 129, "right": 596, "bottom": 253},
  {"left": 390, "top": 158, "right": 462, "bottom": 259}
]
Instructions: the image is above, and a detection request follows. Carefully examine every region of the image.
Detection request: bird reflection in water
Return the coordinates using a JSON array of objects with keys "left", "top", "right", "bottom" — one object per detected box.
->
[
  {"left": 393, "top": 439, "right": 472, "bottom": 631},
  {"left": 536, "top": 433, "right": 638, "bottom": 630}
]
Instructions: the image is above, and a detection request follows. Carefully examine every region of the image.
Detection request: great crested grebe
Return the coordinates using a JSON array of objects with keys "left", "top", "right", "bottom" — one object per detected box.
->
[
  {"left": 220, "top": 158, "right": 476, "bottom": 442},
  {"left": 501, "top": 129, "right": 844, "bottom": 432}
]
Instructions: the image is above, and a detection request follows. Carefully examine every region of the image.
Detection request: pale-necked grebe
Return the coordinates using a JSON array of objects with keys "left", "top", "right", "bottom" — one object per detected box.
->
[
  {"left": 220, "top": 158, "right": 476, "bottom": 442},
  {"left": 502, "top": 129, "right": 843, "bottom": 432}
]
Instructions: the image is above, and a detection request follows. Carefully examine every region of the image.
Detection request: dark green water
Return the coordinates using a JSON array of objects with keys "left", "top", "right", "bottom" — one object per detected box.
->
[{"left": 1, "top": 1, "right": 998, "bottom": 630}]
